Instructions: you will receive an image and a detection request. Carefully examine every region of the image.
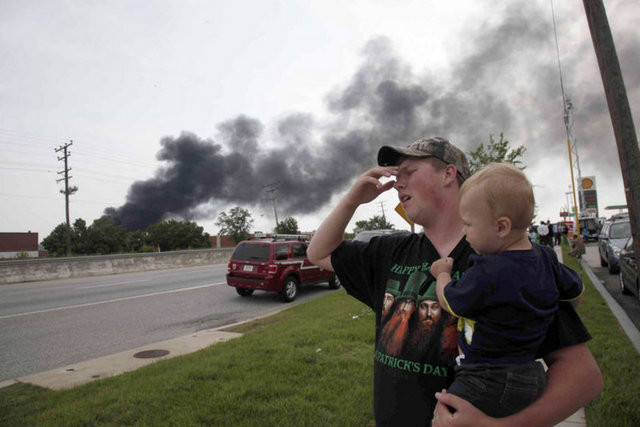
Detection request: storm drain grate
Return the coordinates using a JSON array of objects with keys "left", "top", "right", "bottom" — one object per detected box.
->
[{"left": 133, "top": 349, "right": 170, "bottom": 359}]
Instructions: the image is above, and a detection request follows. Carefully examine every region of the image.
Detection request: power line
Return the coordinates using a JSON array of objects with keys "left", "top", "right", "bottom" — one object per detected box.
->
[{"left": 0, "top": 128, "right": 67, "bottom": 143}]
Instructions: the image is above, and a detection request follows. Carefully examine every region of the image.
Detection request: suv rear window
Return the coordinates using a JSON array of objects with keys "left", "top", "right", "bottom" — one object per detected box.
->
[
  {"left": 610, "top": 222, "right": 631, "bottom": 239},
  {"left": 233, "top": 243, "right": 270, "bottom": 261},
  {"left": 275, "top": 243, "right": 289, "bottom": 260},
  {"left": 291, "top": 243, "right": 307, "bottom": 259}
]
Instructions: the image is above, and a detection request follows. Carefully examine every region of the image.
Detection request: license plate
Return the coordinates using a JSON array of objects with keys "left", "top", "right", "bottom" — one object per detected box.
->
[{"left": 243, "top": 265, "right": 254, "bottom": 272}]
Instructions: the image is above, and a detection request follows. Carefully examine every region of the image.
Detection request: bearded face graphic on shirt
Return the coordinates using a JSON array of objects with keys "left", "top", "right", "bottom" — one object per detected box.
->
[
  {"left": 379, "top": 272, "right": 458, "bottom": 361},
  {"left": 380, "top": 297, "right": 416, "bottom": 356}
]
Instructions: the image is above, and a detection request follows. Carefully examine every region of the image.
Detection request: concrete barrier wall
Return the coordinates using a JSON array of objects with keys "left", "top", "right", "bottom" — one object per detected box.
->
[{"left": 0, "top": 248, "right": 234, "bottom": 285}]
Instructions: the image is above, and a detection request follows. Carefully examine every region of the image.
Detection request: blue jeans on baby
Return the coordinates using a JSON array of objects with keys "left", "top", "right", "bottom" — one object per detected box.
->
[{"left": 447, "top": 360, "right": 546, "bottom": 418}]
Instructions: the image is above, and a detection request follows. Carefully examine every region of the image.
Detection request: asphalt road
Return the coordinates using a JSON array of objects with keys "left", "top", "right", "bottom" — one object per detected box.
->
[
  {"left": 582, "top": 242, "right": 640, "bottom": 330},
  {"left": 0, "top": 264, "right": 338, "bottom": 382}
]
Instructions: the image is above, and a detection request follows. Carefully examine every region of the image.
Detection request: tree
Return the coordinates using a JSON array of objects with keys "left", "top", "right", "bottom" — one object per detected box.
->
[
  {"left": 125, "top": 229, "right": 149, "bottom": 253},
  {"left": 216, "top": 206, "right": 253, "bottom": 244},
  {"left": 84, "top": 216, "right": 128, "bottom": 254},
  {"left": 42, "top": 218, "right": 89, "bottom": 256},
  {"left": 274, "top": 217, "right": 299, "bottom": 234},
  {"left": 42, "top": 223, "right": 70, "bottom": 257},
  {"left": 355, "top": 215, "right": 395, "bottom": 232},
  {"left": 148, "top": 220, "right": 209, "bottom": 251},
  {"left": 71, "top": 218, "right": 89, "bottom": 254},
  {"left": 146, "top": 220, "right": 211, "bottom": 251},
  {"left": 468, "top": 133, "right": 537, "bottom": 221},
  {"left": 467, "top": 133, "right": 526, "bottom": 174}
]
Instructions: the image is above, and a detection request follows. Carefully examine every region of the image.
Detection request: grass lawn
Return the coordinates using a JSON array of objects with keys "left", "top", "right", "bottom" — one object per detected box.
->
[
  {"left": 0, "top": 292, "right": 377, "bottom": 426},
  {"left": 562, "top": 242, "right": 640, "bottom": 426},
  {"left": 1, "top": 243, "right": 639, "bottom": 425}
]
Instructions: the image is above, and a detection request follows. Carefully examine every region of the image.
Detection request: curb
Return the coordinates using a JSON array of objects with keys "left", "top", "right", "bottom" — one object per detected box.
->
[
  {"left": 580, "top": 258, "right": 640, "bottom": 356},
  {"left": 8, "top": 330, "right": 242, "bottom": 391}
]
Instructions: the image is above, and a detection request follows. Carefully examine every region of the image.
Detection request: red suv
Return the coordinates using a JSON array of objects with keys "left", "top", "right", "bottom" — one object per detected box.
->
[{"left": 226, "top": 235, "right": 339, "bottom": 302}]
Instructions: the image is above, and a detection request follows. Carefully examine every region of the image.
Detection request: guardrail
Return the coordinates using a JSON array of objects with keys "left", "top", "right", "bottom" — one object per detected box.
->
[{"left": 0, "top": 248, "right": 234, "bottom": 285}]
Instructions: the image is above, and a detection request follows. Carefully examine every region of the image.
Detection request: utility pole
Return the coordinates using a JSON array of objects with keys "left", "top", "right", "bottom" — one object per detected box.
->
[
  {"left": 263, "top": 183, "right": 279, "bottom": 228},
  {"left": 562, "top": 98, "right": 581, "bottom": 236},
  {"left": 56, "top": 140, "right": 78, "bottom": 256},
  {"left": 550, "top": 1, "right": 581, "bottom": 237},
  {"left": 583, "top": 0, "right": 640, "bottom": 267},
  {"left": 378, "top": 201, "right": 386, "bottom": 221}
]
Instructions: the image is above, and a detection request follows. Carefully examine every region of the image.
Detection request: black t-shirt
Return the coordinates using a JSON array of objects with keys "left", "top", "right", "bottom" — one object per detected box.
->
[{"left": 331, "top": 233, "right": 591, "bottom": 426}]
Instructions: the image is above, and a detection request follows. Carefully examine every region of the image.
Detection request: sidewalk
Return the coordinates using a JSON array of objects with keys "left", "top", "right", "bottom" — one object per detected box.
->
[
  {"left": 553, "top": 245, "right": 586, "bottom": 427},
  {"left": 0, "top": 302, "right": 305, "bottom": 391},
  {"left": 0, "top": 329, "right": 243, "bottom": 391}
]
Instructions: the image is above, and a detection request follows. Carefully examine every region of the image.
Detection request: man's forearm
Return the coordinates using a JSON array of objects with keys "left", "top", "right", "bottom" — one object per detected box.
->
[
  {"left": 308, "top": 165, "right": 397, "bottom": 270},
  {"left": 307, "top": 197, "right": 359, "bottom": 270}
]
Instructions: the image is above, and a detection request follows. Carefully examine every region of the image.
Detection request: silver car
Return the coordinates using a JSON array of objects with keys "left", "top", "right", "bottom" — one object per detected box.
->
[
  {"left": 618, "top": 237, "right": 638, "bottom": 301},
  {"left": 354, "top": 229, "right": 411, "bottom": 243},
  {"left": 599, "top": 217, "right": 631, "bottom": 274}
]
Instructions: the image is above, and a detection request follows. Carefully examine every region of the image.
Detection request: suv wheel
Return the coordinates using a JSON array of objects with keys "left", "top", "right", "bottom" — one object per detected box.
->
[
  {"left": 619, "top": 272, "right": 631, "bottom": 295},
  {"left": 608, "top": 260, "right": 619, "bottom": 274},
  {"left": 236, "top": 288, "right": 254, "bottom": 297},
  {"left": 599, "top": 251, "right": 607, "bottom": 267},
  {"left": 328, "top": 274, "right": 341, "bottom": 289},
  {"left": 281, "top": 276, "right": 299, "bottom": 302}
]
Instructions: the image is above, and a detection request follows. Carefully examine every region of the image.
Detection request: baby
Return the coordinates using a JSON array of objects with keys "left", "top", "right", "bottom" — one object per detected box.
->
[{"left": 430, "top": 162, "right": 584, "bottom": 418}]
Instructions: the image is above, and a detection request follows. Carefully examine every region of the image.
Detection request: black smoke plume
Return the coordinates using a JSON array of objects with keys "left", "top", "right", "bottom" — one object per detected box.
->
[{"left": 105, "top": 1, "right": 638, "bottom": 231}]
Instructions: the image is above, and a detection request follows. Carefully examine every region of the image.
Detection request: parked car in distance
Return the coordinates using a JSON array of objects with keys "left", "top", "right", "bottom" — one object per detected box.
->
[
  {"left": 226, "top": 235, "right": 339, "bottom": 302},
  {"left": 598, "top": 216, "right": 631, "bottom": 274},
  {"left": 353, "top": 229, "right": 411, "bottom": 243},
  {"left": 618, "top": 236, "right": 638, "bottom": 301},
  {"left": 578, "top": 215, "right": 600, "bottom": 242}
]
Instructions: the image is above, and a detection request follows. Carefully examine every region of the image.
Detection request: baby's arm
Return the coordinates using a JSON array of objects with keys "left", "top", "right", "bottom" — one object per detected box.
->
[
  {"left": 569, "top": 294, "right": 583, "bottom": 309},
  {"left": 557, "top": 264, "right": 584, "bottom": 309},
  {"left": 431, "top": 257, "right": 454, "bottom": 314}
]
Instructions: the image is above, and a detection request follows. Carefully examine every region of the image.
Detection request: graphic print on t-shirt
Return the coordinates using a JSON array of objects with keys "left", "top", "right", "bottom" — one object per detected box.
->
[{"left": 378, "top": 263, "right": 460, "bottom": 372}]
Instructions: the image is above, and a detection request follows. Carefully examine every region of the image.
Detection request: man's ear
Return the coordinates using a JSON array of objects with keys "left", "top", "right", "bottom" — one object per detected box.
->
[
  {"left": 442, "top": 165, "right": 458, "bottom": 186},
  {"left": 496, "top": 216, "right": 512, "bottom": 238}
]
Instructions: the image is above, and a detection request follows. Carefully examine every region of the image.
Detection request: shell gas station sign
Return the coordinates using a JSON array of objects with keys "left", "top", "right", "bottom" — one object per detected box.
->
[{"left": 579, "top": 176, "right": 599, "bottom": 218}]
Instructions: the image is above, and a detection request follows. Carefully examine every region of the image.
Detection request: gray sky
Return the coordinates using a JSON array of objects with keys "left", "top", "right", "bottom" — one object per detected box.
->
[{"left": 1, "top": 0, "right": 638, "bottom": 239}]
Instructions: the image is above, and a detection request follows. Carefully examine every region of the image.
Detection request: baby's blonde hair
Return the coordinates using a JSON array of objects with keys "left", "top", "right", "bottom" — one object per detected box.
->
[{"left": 460, "top": 163, "right": 534, "bottom": 230}]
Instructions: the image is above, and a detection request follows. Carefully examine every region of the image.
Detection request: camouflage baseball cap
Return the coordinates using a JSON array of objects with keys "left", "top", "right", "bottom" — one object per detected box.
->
[{"left": 377, "top": 137, "right": 471, "bottom": 181}]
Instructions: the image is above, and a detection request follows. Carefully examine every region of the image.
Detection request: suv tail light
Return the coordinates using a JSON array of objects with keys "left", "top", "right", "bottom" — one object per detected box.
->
[
  {"left": 227, "top": 262, "right": 233, "bottom": 274},
  {"left": 267, "top": 264, "right": 278, "bottom": 275}
]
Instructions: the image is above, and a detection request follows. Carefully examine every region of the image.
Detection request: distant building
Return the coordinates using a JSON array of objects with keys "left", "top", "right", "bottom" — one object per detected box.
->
[
  {"left": 210, "top": 232, "right": 284, "bottom": 248},
  {"left": 211, "top": 234, "right": 238, "bottom": 249},
  {"left": 0, "top": 232, "right": 39, "bottom": 259}
]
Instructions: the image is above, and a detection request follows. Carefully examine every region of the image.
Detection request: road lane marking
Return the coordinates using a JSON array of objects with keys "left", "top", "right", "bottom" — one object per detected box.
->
[
  {"left": 0, "top": 282, "right": 226, "bottom": 320},
  {"left": 7, "top": 278, "right": 152, "bottom": 293},
  {"left": 79, "top": 279, "right": 151, "bottom": 290}
]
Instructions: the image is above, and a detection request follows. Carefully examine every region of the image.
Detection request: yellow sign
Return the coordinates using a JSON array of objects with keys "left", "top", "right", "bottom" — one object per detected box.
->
[
  {"left": 395, "top": 203, "right": 414, "bottom": 226},
  {"left": 581, "top": 177, "right": 594, "bottom": 190}
]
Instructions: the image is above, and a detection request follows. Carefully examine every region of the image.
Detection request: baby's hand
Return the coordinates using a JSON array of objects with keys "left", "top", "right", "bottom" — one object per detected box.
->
[{"left": 431, "top": 257, "right": 453, "bottom": 277}]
